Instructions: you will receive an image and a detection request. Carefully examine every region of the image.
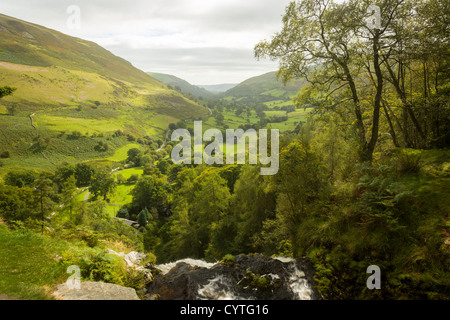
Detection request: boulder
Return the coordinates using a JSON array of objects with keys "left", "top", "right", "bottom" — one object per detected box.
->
[
  {"left": 146, "top": 253, "right": 322, "bottom": 300},
  {"left": 52, "top": 281, "right": 140, "bottom": 300}
]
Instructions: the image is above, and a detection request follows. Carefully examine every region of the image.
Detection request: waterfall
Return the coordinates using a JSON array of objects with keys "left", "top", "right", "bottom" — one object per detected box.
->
[
  {"left": 148, "top": 254, "right": 321, "bottom": 300},
  {"left": 156, "top": 258, "right": 217, "bottom": 275}
]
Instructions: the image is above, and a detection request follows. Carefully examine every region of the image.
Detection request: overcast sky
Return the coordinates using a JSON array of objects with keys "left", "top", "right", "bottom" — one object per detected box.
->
[{"left": 1, "top": 0, "right": 293, "bottom": 85}]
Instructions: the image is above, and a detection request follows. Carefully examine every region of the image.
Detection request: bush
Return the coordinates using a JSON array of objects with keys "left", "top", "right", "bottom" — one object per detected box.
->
[
  {"left": 0, "top": 151, "right": 10, "bottom": 158},
  {"left": 60, "top": 248, "right": 128, "bottom": 286},
  {"left": 116, "top": 207, "right": 129, "bottom": 219},
  {"left": 221, "top": 254, "right": 235, "bottom": 265},
  {"left": 395, "top": 149, "right": 424, "bottom": 174},
  {"left": 68, "top": 131, "right": 82, "bottom": 139}
]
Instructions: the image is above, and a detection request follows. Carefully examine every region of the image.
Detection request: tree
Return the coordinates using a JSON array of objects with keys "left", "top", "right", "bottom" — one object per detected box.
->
[
  {"left": 61, "top": 175, "right": 78, "bottom": 217},
  {"left": 169, "top": 123, "right": 177, "bottom": 131},
  {"left": 33, "top": 178, "right": 56, "bottom": 234},
  {"left": 229, "top": 165, "right": 276, "bottom": 254},
  {"left": 156, "top": 159, "right": 171, "bottom": 175},
  {"left": 127, "top": 148, "right": 142, "bottom": 167},
  {"left": 272, "top": 141, "right": 328, "bottom": 256},
  {"left": 116, "top": 207, "right": 129, "bottom": 219},
  {"left": 190, "top": 169, "right": 231, "bottom": 258},
  {"left": 4, "top": 170, "right": 38, "bottom": 188},
  {"left": 0, "top": 86, "right": 16, "bottom": 115},
  {"left": 131, "top": 175, "right": 168, "bottom": 216},
  {"left": 0, "top": 185, "right": 39, "bottom": 222},
  {"left": 90, "top": 169, "right": 116, "bottom": 201},
  {"left": 74, "top": 163, "right": 95, "bottom": 187},
  {"left": 255, "top": 0, "right": 408, "bottom": 162},
  {"left": 137, "top": 207, "right": 149, "bottom": 227}
]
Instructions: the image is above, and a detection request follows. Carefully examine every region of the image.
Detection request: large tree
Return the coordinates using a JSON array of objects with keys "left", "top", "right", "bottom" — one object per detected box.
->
[{"left": 255, "top": 0, "right": 411, "bottom": 161}]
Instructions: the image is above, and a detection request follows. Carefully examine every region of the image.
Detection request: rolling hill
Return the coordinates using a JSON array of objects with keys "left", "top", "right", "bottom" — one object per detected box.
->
[
  {"left": 0, "top": 14, "right": 209, "bottom": 171},
  {"left": 223, "top": 71, "right": 306, "bottom": 107},
  {"left": 0, "top": 14, "right": 208, "bottom": 116},
  {"left": 197, "top": 83, "right": 237, "bottom": 93},
  {"left": 147, "top": 72, "right": 215, "bottom": 99}
]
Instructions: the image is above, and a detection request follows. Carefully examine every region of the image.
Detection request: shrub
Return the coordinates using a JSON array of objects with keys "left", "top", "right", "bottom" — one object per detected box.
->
[
  {"left": 221, "top": 254, "right": 235, "bottom": 265},
  {"left": 68, "top": 131, "right": 82, "bottom": 139},
  {"left": 60, "top": 248, "right": 127, "bottom": 286},
  {"left": 396, "top": 149, "right": 424, "bottom": 174},
  {"left": 116, "top": 207, "right": 129, "bottom": 219},
  {"left": 0, "top": 151, "right": 10, "bottom": 158}
]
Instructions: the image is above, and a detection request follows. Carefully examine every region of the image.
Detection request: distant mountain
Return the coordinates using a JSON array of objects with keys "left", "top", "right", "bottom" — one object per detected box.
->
[
  {"left": 147, "top": 72, "right": 215, "bottom": 99},
  {"left": 223, "top": 71, "right": 305, "bottom": 101},
  {"left": 0, "top": 13, "right": 207, "bottom": 120},
  {"left": 197, "top": 83, "right": 238, "bottom": 93}
]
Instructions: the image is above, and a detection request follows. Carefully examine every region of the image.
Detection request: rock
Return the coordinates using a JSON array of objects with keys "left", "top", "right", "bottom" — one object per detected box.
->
[
  {"left": 146, "top": 253, "right": 322, "bottom": 300},
  {"left": 108, "top": 249, "right": 153, "bottom": 282},
  {"left": 52, "top": 281, "right": 140, "bottom": 300},
  {"left": 107, "top": 249, "right": 146, "bottom": 267}
]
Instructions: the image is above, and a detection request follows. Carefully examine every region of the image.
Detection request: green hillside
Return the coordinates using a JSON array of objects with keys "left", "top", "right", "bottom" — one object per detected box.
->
[
  {"left": 0, "top": 14, "right": 208, "bottom": 114},
  {"left": 0, "top": 14, "right": 209, "bottom": 171},
  {"left": 223, "top": 71, "right": 306, "bottom": 108},
  {"left": 147, "top": 72, "right": 215, "bottom": 99}
]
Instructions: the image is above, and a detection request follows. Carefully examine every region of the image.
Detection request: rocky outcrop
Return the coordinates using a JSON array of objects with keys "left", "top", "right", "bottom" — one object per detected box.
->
[
  {"left": 145, "top": 254, "right": 322, "bottom": 300},
  {"left": 52, "top": 281, "right": 140, "bottom": 300},
  {"left": 108, "top": 249, "right": 153, "bottom": 283}
]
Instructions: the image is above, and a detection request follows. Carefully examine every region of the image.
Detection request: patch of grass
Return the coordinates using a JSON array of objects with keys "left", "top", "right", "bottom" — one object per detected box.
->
[
  {"left": 0, "top": 225, "right": 68, "bottom": 299},
  {"left": 106, "top": 144, "right": 141, "bottom": 162},
  {"left": 113, "top": 167, "right": 144, "bottom": 180}
]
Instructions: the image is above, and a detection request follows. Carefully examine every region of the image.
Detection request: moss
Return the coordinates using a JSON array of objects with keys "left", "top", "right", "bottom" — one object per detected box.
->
[{"left": 221, "top": 254, "right": 235, "bottom": 266}]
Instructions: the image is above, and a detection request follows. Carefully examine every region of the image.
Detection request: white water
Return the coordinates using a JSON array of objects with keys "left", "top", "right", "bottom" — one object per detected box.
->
[
  {"left": 155, "top": 256, "right": 315, "bottom": 300},
  {"left": 288, "top": 265, "right": 314, "bottom": 300},
  {"left": 198, "top": 275, "right": 250, "bottom": 300},
  {"left": 156, "top": 258, "right": 217, "bottom": 275}
]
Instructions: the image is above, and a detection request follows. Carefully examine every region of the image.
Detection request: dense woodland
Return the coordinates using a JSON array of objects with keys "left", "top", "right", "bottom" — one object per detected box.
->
[{"left": 0, "top": 0, "right": 449, "bottom": 300}]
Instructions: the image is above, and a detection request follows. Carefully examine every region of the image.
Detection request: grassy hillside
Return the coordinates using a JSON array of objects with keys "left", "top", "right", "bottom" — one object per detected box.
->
[
  {"left": 198, "top": 83, "right": 237, "bottom": 93},
  {"left": 223, "top": 71, "right": 306, "bottom": 108},
  {"left": 147, "top": 72, "right": 215, "bottom": 99},
  {"left": 0, "top": 14, "right": 209, "bottom": 171}
]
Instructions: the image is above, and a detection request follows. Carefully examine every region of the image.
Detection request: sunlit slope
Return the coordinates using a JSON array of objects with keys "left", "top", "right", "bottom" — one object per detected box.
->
[
  {"left": 223, "top": 71, "right": 306, "bottom": 106},
  {"left": 0, "top": 14, "right": 209, "bottom": 171},
  {"left": 0, "top": 14, "right": 208, "bottom": 119}
]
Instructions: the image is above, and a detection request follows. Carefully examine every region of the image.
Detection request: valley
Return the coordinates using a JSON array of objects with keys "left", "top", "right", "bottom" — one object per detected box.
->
[{"left": 0, "top": 0, "right": 449, "bottom": 303}]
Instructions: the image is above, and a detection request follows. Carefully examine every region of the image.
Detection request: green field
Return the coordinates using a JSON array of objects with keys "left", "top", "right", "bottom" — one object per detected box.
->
[
  {"left": 106, "top": 144, "right": 141, "bottom": 162},
  {"left": 201, "top": 107, "right": 311, "bottom": 133}
]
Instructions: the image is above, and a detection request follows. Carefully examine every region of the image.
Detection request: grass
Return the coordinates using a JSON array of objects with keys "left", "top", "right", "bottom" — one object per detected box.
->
[
  {"left": 109, "top": 184, "right": 134, "bottom": 206},
  {"left": 0, "top": 224, "right": 68, "bottom": 299},
  {"left": 199, "top": 108, "right": 311, "bottom": 134},
  {"left": 106, "top": 143, "right": 141, "bottom": 162},
  {"left": 113, "top": 167, "right": 144, "bottom": 180}
]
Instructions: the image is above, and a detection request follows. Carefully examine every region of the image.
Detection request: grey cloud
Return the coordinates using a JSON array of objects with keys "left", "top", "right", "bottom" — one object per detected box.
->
[{"left": 1, "top": 0, "right": 289, "bottom": 84}]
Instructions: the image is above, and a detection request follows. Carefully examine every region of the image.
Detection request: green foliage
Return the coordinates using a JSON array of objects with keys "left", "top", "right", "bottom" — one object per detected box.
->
[
  {"left": 0, "top": 86, "right": 16, "bottom": 99},
  {"left": 394, "top": 149, "right": 424, "bottom": 174},
  {"left": 131, "top": 175, "right": 168, "bottom": 217},
  {"left": 90, "top": 169, "right": 116, "bottom": 201},
  {"left": 239, "top": 270, "right": 275, "bottom": 291},
  {"left": 59, "top": 247, "right": 128, "bottom": 286},
  {"left": 137, "top": 207, "right": 149, "bottom": 227},
  {"left": 221, "top": 254, "right": 235, "bottom": 265},
  {"left": 74, "top": 163, "right": 95, "bottom": 187},
  {"left": 116, "top": 207, "right": 129, "bottom": 219}
]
